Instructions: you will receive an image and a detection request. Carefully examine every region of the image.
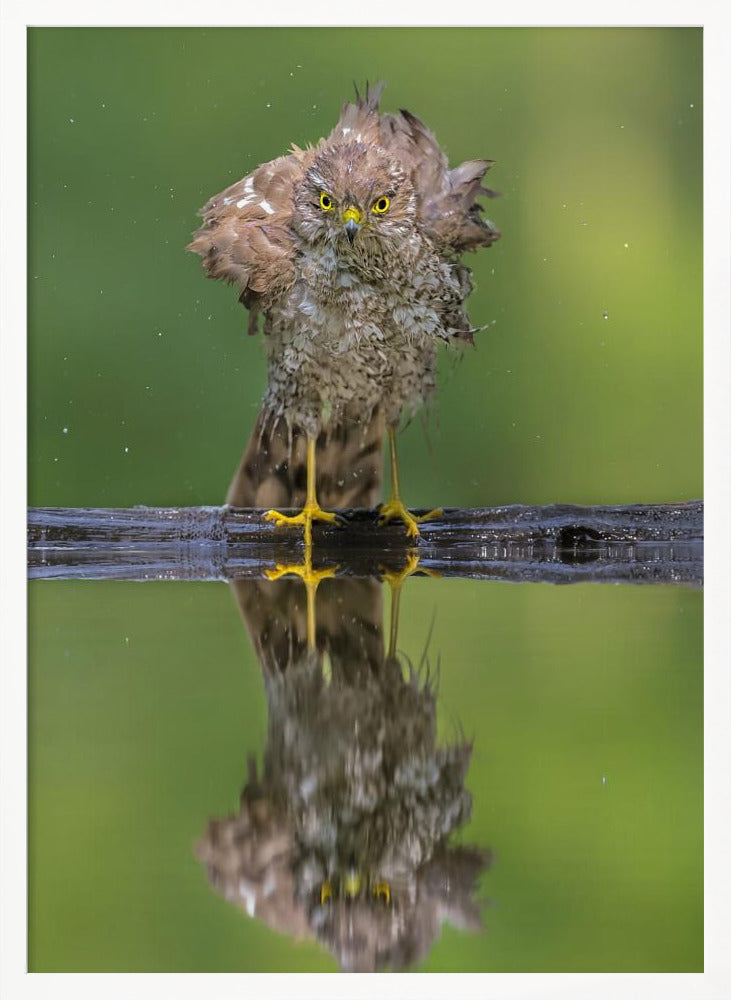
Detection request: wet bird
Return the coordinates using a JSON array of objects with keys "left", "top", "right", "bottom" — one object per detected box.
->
[
  {"left": 189, "top": 83, "right": 500, "bottom": 541},
  {"left": 193, "top": 362, "right": 491, "bottom": 971},
  {"left": 198, "top": 572, "right": 490, "bottom": 972}
]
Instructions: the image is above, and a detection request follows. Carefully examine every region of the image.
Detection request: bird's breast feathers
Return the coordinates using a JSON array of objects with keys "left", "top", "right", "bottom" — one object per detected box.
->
[{"left": 275, "top": 237, "right": 453, "bottom": 350}]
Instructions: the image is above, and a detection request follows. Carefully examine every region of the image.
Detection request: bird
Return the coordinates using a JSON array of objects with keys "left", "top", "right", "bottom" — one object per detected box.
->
[
  {"left": 194, "top": 406, "right": 490, "bottom": 971},
  {"left": 188, "top": 82, "right": 500, "bottom": 545},
  {"left": 197, "top": 571, "right": 491, "bottom": 971}
]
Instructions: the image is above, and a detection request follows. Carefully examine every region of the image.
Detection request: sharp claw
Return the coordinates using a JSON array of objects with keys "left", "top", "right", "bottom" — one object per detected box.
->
[
  {"left": 378, "top": 498, "right": 442, "bottom": 537},
  {"left": 263, "top": 561, "right": 339, "bottom": 585},
  {"left": 262, "top": 504, "right": 338, "bottom": 532}
]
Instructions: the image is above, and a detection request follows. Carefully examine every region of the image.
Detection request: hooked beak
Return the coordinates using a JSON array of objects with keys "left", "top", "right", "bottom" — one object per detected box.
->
[
  {"left": 342, "top": 206, "right": 363, "bottom": 245},
  {"left": 344, "top": 219, "right": 360, "bottom": 244},
  {"left": 343, "top": 864, "right": 362, "bottom": 899}
]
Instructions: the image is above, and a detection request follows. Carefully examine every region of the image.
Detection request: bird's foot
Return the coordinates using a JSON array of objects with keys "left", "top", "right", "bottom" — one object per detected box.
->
[
  {"left": 263, "top": 501, "right": 339, "bottom": 539},
  {"left": 380, "top": 552, "right": 441, "bottom": 589},
  {"left": 378, "top": 499, "right": 443, "bottom": 538},
  {"left": 381, "top": 553, "right": 441, "bottom": 659},
  {"left": 264, "top": 561, "right": 338, "bottom": 588},
  {"left": 264, "top": 554, "right": 338, "bottom": 653}
]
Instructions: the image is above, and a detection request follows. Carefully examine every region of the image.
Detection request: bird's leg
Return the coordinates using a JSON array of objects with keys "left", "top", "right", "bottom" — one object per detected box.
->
[
  {"left": 263, "top": 435, "right": 339, "bottom": 649},
  {"left": 265, "top": 545, "right": 336, "bottom": 653},
  {"left": 380, "top": 553, "right": 441, "bottom": 658},
  {"left": 378, "top": 427, "right": 443, "bottom": 538},
  {"left": 263, "top": 435, "right": 338, "bottom": 546}
]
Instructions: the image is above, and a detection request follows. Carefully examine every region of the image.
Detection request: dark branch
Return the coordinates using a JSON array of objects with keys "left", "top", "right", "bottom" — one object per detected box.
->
[{"left": 27, "top": 501, "right": 703, "bottom": 586}]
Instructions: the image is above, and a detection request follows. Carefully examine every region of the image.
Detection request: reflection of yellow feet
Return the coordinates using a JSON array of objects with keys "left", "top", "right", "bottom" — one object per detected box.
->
[
  {"left": 264, "top": 555, "right": 338, "bottom": 653},
  {"left": 380, "top": 552, "right": 441, "bottom": 588},
  {"left": 381, "top": 553, "right": 441, "bottom": 659},
  {"left": 265, "top": 561, "right": 337, "bottom": 587},
  {"left": 263, "top": 502, "right": 339, "bottom": 545},
  {"left": 378, "top": 499, "right": 443, "bottom": 538}
]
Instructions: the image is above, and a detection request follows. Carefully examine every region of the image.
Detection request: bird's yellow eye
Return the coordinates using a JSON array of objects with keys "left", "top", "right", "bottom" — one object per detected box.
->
[
  {"left": 319, "top": 192, "right": 333, "bottom": 211},
  {"left": 319, "top": 880, "right": 333, "bottom": 905},
  {"left": 371, "top": 880, "right": 391, "bottom": 905},
  {"left": 372, "top": 196, "right": 390, "bottom": 215}
]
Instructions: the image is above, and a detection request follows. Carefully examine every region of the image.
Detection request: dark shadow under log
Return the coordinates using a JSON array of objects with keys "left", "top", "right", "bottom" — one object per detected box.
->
[{"left": 27, "top": 501, "right": 703, "bottom": 586}]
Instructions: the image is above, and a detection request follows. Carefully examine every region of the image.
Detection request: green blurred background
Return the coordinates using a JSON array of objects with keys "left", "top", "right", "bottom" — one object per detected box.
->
[
  {"left": 28, "top": 26, "right": 702, "bottom": 508},
  {"left": 28, "top": 27, "right": 703, "bottom": 973}
]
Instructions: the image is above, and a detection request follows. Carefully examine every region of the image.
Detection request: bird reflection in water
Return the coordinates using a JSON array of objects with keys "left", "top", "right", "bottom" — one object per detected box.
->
[{"left": 195, "top": 418, "right": 491, "bottom": 971}]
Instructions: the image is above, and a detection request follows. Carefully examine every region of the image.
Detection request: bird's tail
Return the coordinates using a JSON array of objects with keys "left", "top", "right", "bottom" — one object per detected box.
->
[{"left": 225, "top": 410, "right": 384, "bottom": 510}]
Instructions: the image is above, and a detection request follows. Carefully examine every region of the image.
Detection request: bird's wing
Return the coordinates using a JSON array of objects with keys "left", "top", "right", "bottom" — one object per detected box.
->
[
  {"left": 378, "top": 103, "right": 500, "bottom": 252},
  {"left": 188, "top": 149, "right": 311, "bottom": 321}
]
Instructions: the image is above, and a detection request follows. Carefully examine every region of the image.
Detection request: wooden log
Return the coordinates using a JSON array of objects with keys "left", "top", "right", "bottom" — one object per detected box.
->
[{"left": 27, "top": 501, "right": 703, "bottom": 585}]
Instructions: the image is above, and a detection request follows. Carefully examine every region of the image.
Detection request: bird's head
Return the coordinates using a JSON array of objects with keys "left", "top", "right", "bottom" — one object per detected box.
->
[{"left": 292, "top": 141, "right": 416, "bottom": 250}]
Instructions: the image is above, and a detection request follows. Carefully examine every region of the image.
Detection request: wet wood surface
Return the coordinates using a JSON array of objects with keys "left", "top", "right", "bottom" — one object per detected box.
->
[{"left": 27, "top": 501, "right": 703, "bottom": 585}]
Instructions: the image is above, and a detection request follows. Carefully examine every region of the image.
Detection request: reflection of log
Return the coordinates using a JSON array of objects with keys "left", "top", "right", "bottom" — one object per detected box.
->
[{"left": 27, "top": 501, "right": 703, "bottom": 586}]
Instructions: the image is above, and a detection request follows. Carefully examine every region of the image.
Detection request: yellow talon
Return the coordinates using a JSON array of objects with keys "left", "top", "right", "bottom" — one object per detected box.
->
[
  {"left": 264, "top": 560, "right": 337, "bottom": 587},
  {"left": 378, "top": 498, "right": 443, "bottom": 538},
  {"left": 380, "top": 427, "right": 442, "bottom": 537},
  {"left": 262, "top": 436, "right": 338, "bottom": 545},
  {"left": 263, "top": 505, "right": 338, "bottom": 529},
  {"left": 380, "top": 553, "right": 441, "bottom": 659},
  {"left": 380, "top": 552, "right": 420, "bottom": 588},
  {"left": 264, "top": 502, "right": 338, "bottom": 545},
  {"left": 263, "top": 541, "right": 337, "bottom": 653},
  {"left": 380, "top": 552, "right": 441, "bottom": 589},
  {"left": 264, "top": 437, "right": 338, "bottom": 548}
]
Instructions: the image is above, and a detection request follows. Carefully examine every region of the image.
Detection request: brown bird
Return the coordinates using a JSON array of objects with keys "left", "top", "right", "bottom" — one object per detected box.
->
[
  {"left": 197, "top": 573, "right": 491, "bottom": 971},
  {"left": 189, "top": 83, "right": 499, "bottom": 542}
]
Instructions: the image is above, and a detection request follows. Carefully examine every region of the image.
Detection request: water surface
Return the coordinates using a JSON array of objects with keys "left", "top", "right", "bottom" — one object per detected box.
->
[{"left": 28, "top": 572, "right": 702, "bottom": 971}]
